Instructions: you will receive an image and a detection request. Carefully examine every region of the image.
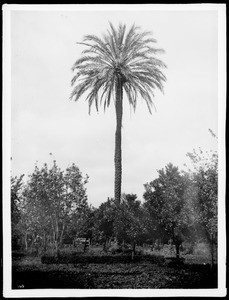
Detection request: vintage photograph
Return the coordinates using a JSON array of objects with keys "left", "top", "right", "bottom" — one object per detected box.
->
[{"left": 3, "top": 3, "right": 226, "bottom": 298}]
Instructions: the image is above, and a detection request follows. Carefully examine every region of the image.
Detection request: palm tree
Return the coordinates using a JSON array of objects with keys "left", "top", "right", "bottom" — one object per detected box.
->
[{"left": 70, "top": 22, "right": 166, "bottom": 204}]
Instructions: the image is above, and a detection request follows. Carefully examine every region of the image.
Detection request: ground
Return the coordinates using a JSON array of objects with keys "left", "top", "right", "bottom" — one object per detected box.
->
[{"left": 12, "top": 247, "right": 217, "bottom": 289}]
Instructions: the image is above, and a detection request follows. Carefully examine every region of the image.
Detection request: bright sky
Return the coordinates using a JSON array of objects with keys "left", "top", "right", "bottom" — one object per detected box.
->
[{"left": 9, "top": 5, "right": 221, "bottom": 208}]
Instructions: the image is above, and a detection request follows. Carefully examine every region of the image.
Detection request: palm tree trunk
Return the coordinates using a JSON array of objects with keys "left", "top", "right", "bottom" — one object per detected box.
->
[{"left": 114, "top": 76, "right": 123, "bottom": 204}]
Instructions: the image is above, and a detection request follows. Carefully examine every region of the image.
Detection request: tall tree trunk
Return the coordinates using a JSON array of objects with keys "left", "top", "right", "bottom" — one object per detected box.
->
[
  {"left": 53, "top": 228, "right": 59, "bottom": 257},
  {"left": 114, "top": 76, "right": 123, "bottom": 204},
  {"left": 175, "top": 242, "right": 180, "bottom": 259},
  {"left": 103, "top": 237, "right": 108, "bottom": 252},
  {"left": 31, "top": 233, "right": 35, "bottom": 252},
  {"left": 55, "top": 219, "right": 60, "bottom": 257},
  {"left": 24, "top": 231, "right": 28, "bottom": 252},
  {"left": 84, "top": 239, "right": 89, "bottom": 252},
  {"left": 60, "top": 223, "right": 65, "bottom": 247},
  {"left": 43, "top": 232, "right": 47, "bottom": 254},
  {"left": 132, "top": 242, "right": 136, "bottom": 260}
]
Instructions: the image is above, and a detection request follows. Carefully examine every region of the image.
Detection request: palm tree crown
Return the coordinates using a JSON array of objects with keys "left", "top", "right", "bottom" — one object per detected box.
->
[{"left": 70, "top": 22, "right": 166, "bottom": 114}]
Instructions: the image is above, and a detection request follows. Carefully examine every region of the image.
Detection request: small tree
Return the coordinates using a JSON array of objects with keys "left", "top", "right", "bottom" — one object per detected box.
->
[
  {"left": 114, "top": 194, "right": 146, "bottom": 259},
  {"left": 70, "top": 204, "right": 95, "bottom": 251},
  {"left": 22, "top": 161, "right": 89, "bottom": 256},
  {"left": 186, "top": 147, "right": 218, "bottom": 266},
  {"left": 11, "top": 174, "right": 24, "bottom": 250},
  {"left": 143, "top": 163, "right": 190, "bottom": 258},
  {"left": 94, "top": 198, "right": 116, "bottom": 250}
]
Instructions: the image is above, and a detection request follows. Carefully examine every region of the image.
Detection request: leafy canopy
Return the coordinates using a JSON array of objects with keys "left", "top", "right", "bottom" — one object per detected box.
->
[
  {"left": 144, "top": 163, "right": 188, "bottom": 231},
  {"left": 114, "top": 194, "right": 147, "bottom": 245},
  {"left": 186, "top": 148, "right": 218, "bottom": 239},
  {"left": 70, "top": 22, "right": 166, "bottom": 114}
]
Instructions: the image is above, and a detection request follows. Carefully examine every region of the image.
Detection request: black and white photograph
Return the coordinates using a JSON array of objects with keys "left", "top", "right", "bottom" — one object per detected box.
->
[{"left": 3, "top": 3, "right": 226, "bottom": 297}]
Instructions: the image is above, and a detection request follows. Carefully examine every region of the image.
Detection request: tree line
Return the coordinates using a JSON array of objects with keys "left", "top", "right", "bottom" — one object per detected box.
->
[{"left": 11, "top": 147, "right": 217, "bottom": 263}]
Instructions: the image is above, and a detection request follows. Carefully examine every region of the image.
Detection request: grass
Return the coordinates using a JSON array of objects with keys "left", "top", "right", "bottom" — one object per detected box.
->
[{"left": 12, "top": 246, "right": 217, "bottom": 289}]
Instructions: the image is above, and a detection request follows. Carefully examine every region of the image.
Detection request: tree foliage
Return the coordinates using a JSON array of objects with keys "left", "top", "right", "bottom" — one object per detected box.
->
[
  {"left": 17, "top": 161, "right": 89, "bottom": 255},
  {"left": 11, "top": 175, "right": 24, "bottom": 226},
  {"left": 186, "top": 148, "right": 218, "bottom": 241},
  {"left": 114, "top": 194, "right": 148, "bottom": 254},
  {"left": 95, "top": 198, "right": 115, "bottom": 240},
  {"left": 11, "top": 174, "right": 24, "bottom": 250},
  {"left": 144, "top": 163, "right": 197, "bottom": 257},
  {"left": 11, "top": 137, "right": 218, "bottom": 262},
  {"left": 143, "top": 146, "right": 218, "bottom": 259}
]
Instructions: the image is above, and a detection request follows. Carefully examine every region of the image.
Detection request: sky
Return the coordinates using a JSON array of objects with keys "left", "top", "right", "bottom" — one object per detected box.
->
[{"left": 9, "top": 5, "right": 222, "bottom": 208}]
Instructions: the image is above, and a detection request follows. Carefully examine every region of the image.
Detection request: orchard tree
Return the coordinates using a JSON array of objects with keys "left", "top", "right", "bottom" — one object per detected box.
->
[
  {"left": 11, "top": 174, "right": 24, "bottom": 250},
  {"left": 114, "top": 194, "right": 147, "bottom": 258},
  {"left": 186, "top": 147, "right": 218, "bottom": 265},
  {"left": 14, "top": 188, "right": 46, "bottom": 253},
  {"left": 82, "top": 206, "right": 96, "bottom": 244},
  {"left": 23, "top": 161, "right": 89, "bottom": 256},
  {"left": 179, "top": 175, "right": 203, "bottom": 249},
  {"left": 69, "top": 204, "right": 95, "bottom": 248},
  {"left": 62, "top": 163, "right": 90, "bottom": 243},
  {"left": 94, "top": 198, "right": 116, "bottom": 250},
  {"left": 143, "top": 163, "right": 190, "bottom": 258}
]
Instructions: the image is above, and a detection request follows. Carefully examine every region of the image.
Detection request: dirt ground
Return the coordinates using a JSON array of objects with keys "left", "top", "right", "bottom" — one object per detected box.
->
[{"left": 12, "top": 255, "right": 217, "bottom": 289}]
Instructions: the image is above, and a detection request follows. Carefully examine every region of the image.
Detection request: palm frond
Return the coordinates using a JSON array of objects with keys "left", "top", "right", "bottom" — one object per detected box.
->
[
  {"left": 78, "top": 42, "right": 114, "bottom": 64},
  {"left": 70, "top": 79, "right": 92, "bottom": 101},
  {"left": 83, "top": 35, "right": 113, "bottom": 58},
  {"left": 108, "top": 22, "right": 119, "bottom": 47},
  {"left": 118, "top": 23, "right": 126, "bottom": 48},
  {"left": 122, "top": 24, "right": 140, "bottom": 53},
  {"left": 124, "top": 83, "right": 137, "bottom": 111}
]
